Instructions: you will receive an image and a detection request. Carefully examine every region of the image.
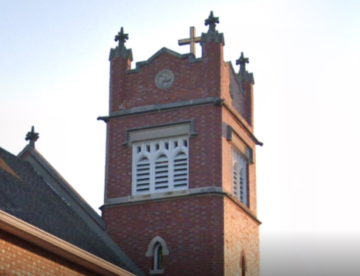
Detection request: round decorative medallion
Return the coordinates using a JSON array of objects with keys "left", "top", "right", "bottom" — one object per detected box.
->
[{"left": 155, "top": 69, "right": 174, "bottom": 89}]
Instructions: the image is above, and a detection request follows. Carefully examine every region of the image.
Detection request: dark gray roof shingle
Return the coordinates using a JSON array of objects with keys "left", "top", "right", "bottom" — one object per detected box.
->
[{"left": 0, "top": 147, "right": 142, "bottom": 275}]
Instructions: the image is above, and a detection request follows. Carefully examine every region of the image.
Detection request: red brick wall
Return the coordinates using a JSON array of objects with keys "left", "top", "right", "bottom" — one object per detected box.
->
[
  {"left": 0, "top": 229, "right": 98, "bottom": 275},
  {"left": 109, "top": 44, "right": 222, "bottom": 113},
  {"left": 221, "top": 109, "right": 257, "bottom": 215},
  {"left": 224, "top": 198, "right": 260, "bottom": 276},
  {"left": 105, "top": 105, "right": 222, "bottom": 199},
  {"left": 221, "top": 62, "right": 260, "bottom": 276},
  {"left": 220, "top": 61, "right": 253, "bottom": 131},
  {"left": 103, "top": 196, "right": 224, "bottom": 276},
  {"left": 104, "top": 37, "right": 260, "bottom": 276}
]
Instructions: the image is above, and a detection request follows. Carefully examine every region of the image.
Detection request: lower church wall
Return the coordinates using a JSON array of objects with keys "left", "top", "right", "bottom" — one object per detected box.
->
[
  {"left": 224, "top": 197, "right": 260, "bottom": 276},
  {"left": 0, "top": 229, "right": 98, "bottom": 276},
  {"left": 103, "top": 195, "right": 225, "bottom": 276}
]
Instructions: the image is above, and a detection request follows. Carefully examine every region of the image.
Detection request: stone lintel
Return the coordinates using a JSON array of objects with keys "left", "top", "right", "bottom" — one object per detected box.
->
[
  {"left": 122, "top": 119, "right": 197, "bottom": 146},
  {"left": 226, "top": 125, "right": 253, "bottom": 163}
]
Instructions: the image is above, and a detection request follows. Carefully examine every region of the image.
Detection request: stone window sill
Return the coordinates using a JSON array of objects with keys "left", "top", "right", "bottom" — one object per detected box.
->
[{"left": 150, "top": 269, "right": 164, "bottom": 275}]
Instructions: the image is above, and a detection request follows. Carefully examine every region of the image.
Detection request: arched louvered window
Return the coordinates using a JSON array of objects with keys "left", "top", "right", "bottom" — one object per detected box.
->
[
  {"left": 232, "top": 148, "right": 249, "bottom": 207},
  {"left": 132, "top": 136, "right": 189, "bottom": 195},
  {"left": 173, "top": 151, "right": 188, "bottom": 188},
  {"left": 135, "top": 156, "right": 150, "bottom": 193},
  {"left": 155, "top": 154, "right": 169, "bottom": 191}
]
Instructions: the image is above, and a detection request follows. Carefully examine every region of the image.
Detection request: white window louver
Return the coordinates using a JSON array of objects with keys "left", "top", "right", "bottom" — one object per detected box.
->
[
  {"left": 233, "top": 162, "right": 239, "bottom": 197},
  {"left": 133, "top": 136, "right": 189, "bottom": 195},
  {"left": 155, "top": 154, "right": 169, "bottom": 190},
  {"left": 136, "top": 156, "right": 150, "bottom": 193},
  {"left": 173, "top": 151, "right": 188, "bottom": 188},
  {"left": 240, "top": 169, "right": 245, "bottom": 203},
  {"left": 232, "top": 148, "right": 248, "bottom": 207}
]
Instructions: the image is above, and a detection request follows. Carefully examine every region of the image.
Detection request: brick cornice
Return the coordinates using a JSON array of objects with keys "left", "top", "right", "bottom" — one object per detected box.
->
[
  {"left": 97, "top": 97, "right": 221, "bottom": 122},
  {"left": 97, "top": 98, "right": 263, "bottom": 147},
  {"left": 0, "top": 210, "right": 135, "bottom": 276}
]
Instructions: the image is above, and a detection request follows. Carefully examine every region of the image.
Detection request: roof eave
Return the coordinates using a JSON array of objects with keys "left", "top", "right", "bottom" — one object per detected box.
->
[{"left": 0, "top": 210, "right": 135, "bottom": 276}]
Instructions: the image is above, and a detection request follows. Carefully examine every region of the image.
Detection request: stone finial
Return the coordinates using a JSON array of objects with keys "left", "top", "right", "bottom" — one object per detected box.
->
[
  {"left": 201, "top": 11, "right": 224, "bottom": 46},
  {"left": 178, "top": 27, "right": 201, "bottom": 56},
  {"left": 205, "top": 11, "right": 219, "bottom": 33},
  {"left": 25, "top": 126, "right": 39, "bottom": 148},
  {"left": 114, "top": 27, "right": 129, "bottom": 49},
  {"left": 109, "top": 26, "right": 133, "bottom": 61},
  {"left": 236, "top": 52, "right": 249, "bottom": 74},
  {"left": 236, "top": 52, "right": 254, "bottom": 85}
]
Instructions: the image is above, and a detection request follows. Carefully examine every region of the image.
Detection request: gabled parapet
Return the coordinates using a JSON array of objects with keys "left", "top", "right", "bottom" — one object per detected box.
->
[
  {"left": 107, "top": 11, "right": 254, "bottom": 125},
  {"left": 127, "top": 47, "right": 202, "bottom": 74}
]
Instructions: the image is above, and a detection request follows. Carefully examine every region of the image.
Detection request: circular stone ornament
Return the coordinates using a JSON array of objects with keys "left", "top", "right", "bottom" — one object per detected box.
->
[{"left": 155, "top": 69, "right": 175, "bottom": 89}]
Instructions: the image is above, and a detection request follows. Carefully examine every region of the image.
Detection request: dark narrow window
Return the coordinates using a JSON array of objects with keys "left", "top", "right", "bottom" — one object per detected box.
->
[
  {"left": 241, "top": 256, "right": 246, "bottom": 276},
  {"left": 154, "top": 243, "right": 163, "bottom": 270}
]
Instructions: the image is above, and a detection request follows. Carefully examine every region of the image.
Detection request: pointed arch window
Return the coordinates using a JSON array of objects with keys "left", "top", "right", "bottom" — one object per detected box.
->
[
  {"left": 133, "top": 136, "right": 189, "bottom": 195},
  {"left": 153, "top": 242, "right": 163, "bottom": 270},
  {"left": 232, "top": 148, "right": 249, "bottom": 207},
  {"left": 146, "top": 236, "right": 169, "bottom": 275},
  {"left": 155, "top": 154, "right": 169, "bottom": 191},
  {"left": 173, "top": 151, "right": 188, "bottom": 188},
  {"left": 241, "top": 255, "right": 246, "bottom": 276},
  {"left": 135, "top": 156, "right": 151, "bottom": 193}
]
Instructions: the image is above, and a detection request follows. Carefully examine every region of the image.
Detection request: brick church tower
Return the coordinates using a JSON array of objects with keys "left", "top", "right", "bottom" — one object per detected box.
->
[{"left": 99, "top": 12, "right": 262, "bottom": 276}]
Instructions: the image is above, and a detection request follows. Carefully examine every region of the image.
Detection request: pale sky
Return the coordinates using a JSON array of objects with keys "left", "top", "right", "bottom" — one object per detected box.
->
[{"left": 1, "top": 0, "right": 360, "bottom": 275}]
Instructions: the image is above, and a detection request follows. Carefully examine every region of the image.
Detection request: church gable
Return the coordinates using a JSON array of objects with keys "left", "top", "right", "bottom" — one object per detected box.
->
[{"left": 110, "top": 47, "right": 209, "bottom": 112}]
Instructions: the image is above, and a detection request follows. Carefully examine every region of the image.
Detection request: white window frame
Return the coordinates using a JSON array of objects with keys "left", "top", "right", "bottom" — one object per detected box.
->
[
  {"left": 232, "top": 148, "right": 249, "bottom": 207},
  {"left": 132, "top": 136, "right": 189, "bottom": 195},
  {"left": 146, "top": 236, "right": 169, "bottom": 275}
]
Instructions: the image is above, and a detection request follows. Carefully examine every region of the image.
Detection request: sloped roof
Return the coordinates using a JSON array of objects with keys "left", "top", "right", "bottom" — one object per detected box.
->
[{"left": 0, "top": 146, "right": 144, "bottom": 276}]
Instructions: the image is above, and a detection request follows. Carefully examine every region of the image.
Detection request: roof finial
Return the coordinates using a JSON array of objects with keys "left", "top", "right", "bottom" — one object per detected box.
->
[
  {"left": 236, "top": 52, "right": 249, "bottom": 74},
  {"left": 25, "top": 126, "right": 39, "bottom": 148},
  {"left": 205, "top": 11, "right": 219, "bottom": 33},
  {"left": 114, "top": 27, "right": 128, "bottom": 49}
]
